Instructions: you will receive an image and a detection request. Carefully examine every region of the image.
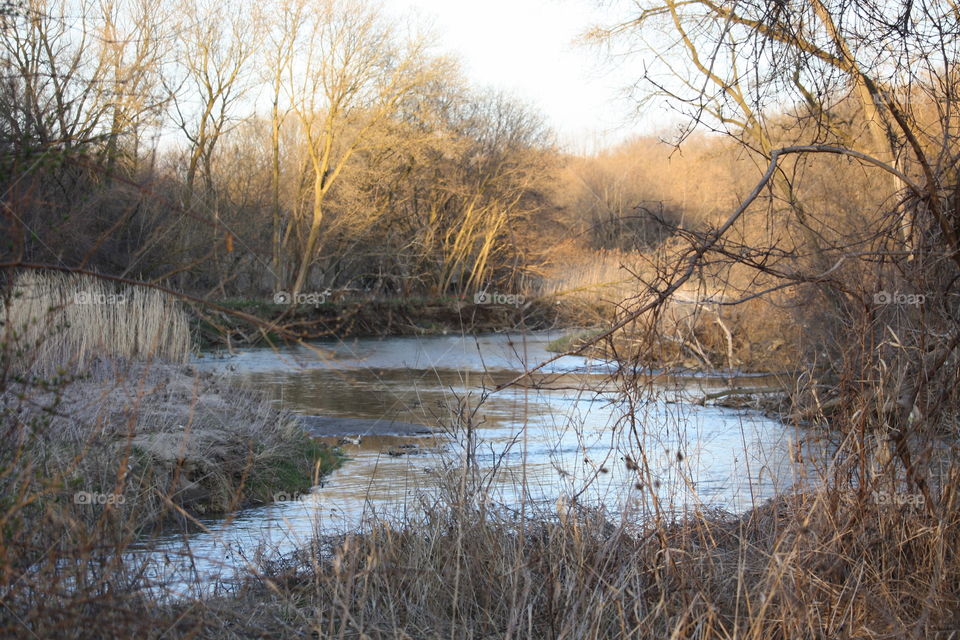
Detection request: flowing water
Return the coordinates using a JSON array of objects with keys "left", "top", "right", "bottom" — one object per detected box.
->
[{"left": 137, "top": 331, "right": 820, "bottom": 597}]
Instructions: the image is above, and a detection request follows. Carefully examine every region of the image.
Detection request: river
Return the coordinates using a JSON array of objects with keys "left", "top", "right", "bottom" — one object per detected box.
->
[{"left": 136, "top": 331, "right": 817, "bottom": 597}]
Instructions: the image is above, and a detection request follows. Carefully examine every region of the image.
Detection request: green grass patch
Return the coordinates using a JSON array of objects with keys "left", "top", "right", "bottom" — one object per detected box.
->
[
  {"left": 546, "top": 328, "right": 605, "bottom": 353},
  {"left": 248, "top": 437, "right": 343, "bottom": 504}
]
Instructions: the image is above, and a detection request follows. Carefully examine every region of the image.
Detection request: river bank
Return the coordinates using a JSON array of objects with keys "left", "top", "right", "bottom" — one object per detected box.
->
[
  {"left": 149, "top": 483, "right": 957, "bottom": 639},
  {"left": 24, "top": 474, "right": 957, "bottom": 639},
  {"left": 2, "top": 359, "right": 342, "bottom": 533},
  {"left": 192, "top": 295, "right": 599, "bottom": 347}
]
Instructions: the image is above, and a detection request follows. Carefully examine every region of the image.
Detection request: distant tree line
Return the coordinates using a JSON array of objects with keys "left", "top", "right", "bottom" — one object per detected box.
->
[{"left": 0, "top": 0, "right": 563, "bottom": 300}]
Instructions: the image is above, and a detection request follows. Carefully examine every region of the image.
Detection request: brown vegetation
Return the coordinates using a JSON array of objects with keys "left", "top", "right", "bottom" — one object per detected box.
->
[
  {"left": 4, "top": 407, "right": 957, "bottom": 639},
  {"left": 0, "top": 271, "right": 340, "bottom": 637},
  {"left": 2, "top": 0, "right": 960, "bottom": 638}
]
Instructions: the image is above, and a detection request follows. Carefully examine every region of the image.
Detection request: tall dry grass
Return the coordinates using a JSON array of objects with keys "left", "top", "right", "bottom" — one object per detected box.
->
[
  {"left": 536, "top": 249, "right": 652, "bottom": 328},
  {"left": 540, "top": 249, "right": 645, "bottom": 302},
  {"left": 1, "top": 270, "right": 192, "bottom": 376}
]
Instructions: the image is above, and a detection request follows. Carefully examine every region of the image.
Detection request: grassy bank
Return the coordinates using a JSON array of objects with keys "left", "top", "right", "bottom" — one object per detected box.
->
[
  {"left": 2, "top": 358, "right": 342, "bottom": 537},
  {"left": 545, "top": 328, "right": 606, "bottom": 353},
  {"left": 169, "top": 486, "right": 958, "bottom": 639},
  {"left": 1, "top": 272, "right": 347, "bottom": 639}
]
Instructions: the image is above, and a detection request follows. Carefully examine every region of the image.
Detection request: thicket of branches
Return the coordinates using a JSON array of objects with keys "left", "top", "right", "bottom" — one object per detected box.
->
[
  {"left": 0, "top": 0, "right": 556, "bottom": 300},
  {"left": 576, "top": 0, "right": 960, "bottom": 442}
]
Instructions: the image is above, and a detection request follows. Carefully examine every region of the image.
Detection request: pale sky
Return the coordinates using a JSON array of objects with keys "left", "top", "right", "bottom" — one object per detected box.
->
[{"left": 384, "top": 0, "right": 652, "bottom": 151}]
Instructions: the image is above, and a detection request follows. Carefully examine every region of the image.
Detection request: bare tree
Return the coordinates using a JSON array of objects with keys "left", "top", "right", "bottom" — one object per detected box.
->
[
  {"left": 261, "top": 0, "right": 303, "bottom": 291},
  {"left": 568, "top": 0, "right": 960, "bottom": 508},
  {"left": 282, "top": 0, "right": 438, "bottom": 296},
  {"left": 93, "top": 0, "right": 172, "bottom": 175},
  {"left": 165, "top": 0, "right": 260, "bottom": 288},
  {"left": 585, "top": 1, "right": 960, "bottom": 450},
  {"left": 0, "top": 0, "right": 107, "bottom": 154}
]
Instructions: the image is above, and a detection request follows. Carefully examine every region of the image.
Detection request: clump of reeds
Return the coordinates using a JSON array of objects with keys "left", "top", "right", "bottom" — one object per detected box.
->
[
  {"left": 540, "top": 248, "right": 645, "bottom": 305},
  {"left": 1, "top": 270, "right": 192, "bottom": 376}
]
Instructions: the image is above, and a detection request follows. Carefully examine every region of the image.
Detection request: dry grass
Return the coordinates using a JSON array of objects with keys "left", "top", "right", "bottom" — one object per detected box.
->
[
  {"left": 537, "top": 249, "right": 651, "bottom": 328},
  {"left": 145, "top": 434, "right": 960, "bottom": 640},
  {"left": 1, "top": 271, "right": 192, "bottom": 376},
  {"left": 0, "top": 309, "right": 339, "bottom": 639},
  {"left": 540, "top": 249, "right": 647, "bottom": 303},
  {"left": 4, "top": 358, "right": 330, "bottom": 523}
]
